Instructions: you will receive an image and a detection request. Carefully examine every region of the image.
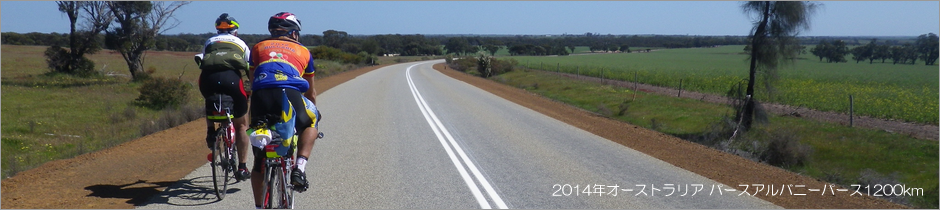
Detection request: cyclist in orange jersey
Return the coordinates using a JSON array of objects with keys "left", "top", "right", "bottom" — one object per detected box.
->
[{"left": 247, "top": 12, "right": 321, "bottom": 209}]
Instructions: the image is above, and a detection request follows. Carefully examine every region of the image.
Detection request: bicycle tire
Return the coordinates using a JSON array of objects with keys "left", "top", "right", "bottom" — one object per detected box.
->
[
  {"left": 210, "top": 124, "right": 232, "bottom": 200},
  {"left": 263, "top": 160, "right": 296, "bottom": 209},
  {"left": 263, "top": 164, "right": 280, "bottom": 208}
]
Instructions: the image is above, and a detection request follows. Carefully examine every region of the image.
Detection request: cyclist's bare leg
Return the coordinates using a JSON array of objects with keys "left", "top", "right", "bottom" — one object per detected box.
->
[
  {"left": 233, "top": 115, "right": 249, "bottom": 165},
  {"left": 205, "top": 119, "right": 215, "bottom": 147},
  {"left": 297, "top": 127, "right": 318, "bottom": 162}
]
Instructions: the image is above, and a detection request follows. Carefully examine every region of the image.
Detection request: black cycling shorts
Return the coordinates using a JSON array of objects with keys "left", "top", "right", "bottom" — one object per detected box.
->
[
  {"left": 198, "top": 70, "right": 248, "bottom": 118},
  {"left": 249, "top": 88, "right": 318, "bottom": 173},
  {"left": 249, "top": 88, "right": 316, "bottom": 134}
]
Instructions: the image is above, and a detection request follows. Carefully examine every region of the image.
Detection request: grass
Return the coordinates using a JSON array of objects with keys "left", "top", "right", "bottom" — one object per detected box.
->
[
  {"left": 492, "top": 69, "right": 938, "bottom": 208},
  {"left": 0, "top": 45, "right": 386, "bottom": 179},
  {"left": 502, "top": 45, "right": 939, "bottom": 125},
  {"left": 1, "top": 45, "right": 201, "bottom": 178}
]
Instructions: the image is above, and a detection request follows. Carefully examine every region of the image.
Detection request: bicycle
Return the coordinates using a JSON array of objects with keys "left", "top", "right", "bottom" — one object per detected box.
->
[
  {"left": 251, "top": 93, "right": 324, "bottom": 209},
  {"left": 207, "top": 93, "right": 238, "bottom": 201},
  {"left": 196, "top": 53, "right": 240, "bottom": 200}
]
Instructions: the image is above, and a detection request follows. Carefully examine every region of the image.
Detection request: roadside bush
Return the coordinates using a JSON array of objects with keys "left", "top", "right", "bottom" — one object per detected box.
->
[
  {"left": 856, "top": 169, "right": 911, "bottom": 206},
  {"left": 448, "top": 56, "right": 477, "bottom": 72},
  {"left": 444, "top": 54, "right": 454, "bottom": 64},
  {"left": 310, "top": 45, "right": 367, "bottom": 64},
  {"left": 491, "top": 58, "right": 518, "bottom": 75},
  {"left": 358, "top": 51, "right": 377, "bottom": 65},
  {"left": 134, "top": 77, "right": 189, "bottom": 110},
  {"left": 758, "top": 129, "right": 811, "bottom": 167}
]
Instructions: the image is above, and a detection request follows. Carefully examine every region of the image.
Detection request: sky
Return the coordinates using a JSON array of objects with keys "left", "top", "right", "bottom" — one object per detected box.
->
[{"left": 2, "top": 1, "right": 938, "bottom": 37}]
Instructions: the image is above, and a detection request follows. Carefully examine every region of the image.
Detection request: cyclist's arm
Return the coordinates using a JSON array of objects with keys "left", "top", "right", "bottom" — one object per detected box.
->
[
  {"left": 302, "top": 54, "right": 316, "bottom": 105},
  {"left": 239, "top": 39, "right": 252, "bottom": 78},
  {"left": 247, "top": 46, "right": 257, "bottom": 91},
  {"left": 304, "top": 76, "right": 316, "bottom": 105}
]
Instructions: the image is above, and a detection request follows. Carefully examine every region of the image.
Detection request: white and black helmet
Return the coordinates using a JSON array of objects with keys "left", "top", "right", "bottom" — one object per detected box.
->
[{"left": 268, "top": 12, "right": 301, "bottom": 34}]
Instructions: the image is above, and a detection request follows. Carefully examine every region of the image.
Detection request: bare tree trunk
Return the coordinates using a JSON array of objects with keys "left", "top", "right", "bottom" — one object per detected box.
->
[{"left": 742, "top": 1, "right": 771, "bottom": 131}]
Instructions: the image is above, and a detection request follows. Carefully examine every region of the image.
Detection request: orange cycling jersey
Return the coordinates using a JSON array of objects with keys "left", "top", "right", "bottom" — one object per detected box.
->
[{"left": 249, "top": 37, "right": 315, "bottom": 92}]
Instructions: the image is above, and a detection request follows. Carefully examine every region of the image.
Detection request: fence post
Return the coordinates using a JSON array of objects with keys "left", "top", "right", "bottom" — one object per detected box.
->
[
  {"left": 632, "top": 71, "right": 638, "bottom": 101},
  {"left": 849, "top": 94, "right": 854, "bottom": 127},
  {"left": 678, "top": 79, "right": 683, "bottom": 97},
  {"left": 557, "top": 63, "right": 559, "bottom": 72}
]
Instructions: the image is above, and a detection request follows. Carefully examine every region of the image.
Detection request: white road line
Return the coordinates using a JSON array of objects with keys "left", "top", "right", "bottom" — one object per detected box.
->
[{"left": 405, "top": 62, "right": 508, "bottom": 209}]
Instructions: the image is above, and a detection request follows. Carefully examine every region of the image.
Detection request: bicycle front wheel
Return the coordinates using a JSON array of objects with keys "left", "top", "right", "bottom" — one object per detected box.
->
[{"left": 210, "top": 127, "right": 232, "bottom": 200}]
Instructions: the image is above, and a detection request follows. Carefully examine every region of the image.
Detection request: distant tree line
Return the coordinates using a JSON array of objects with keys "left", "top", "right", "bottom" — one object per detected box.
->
[
  {"left": 6, "top": 29, "right": 936, "bottom": 65},
  {"left": 4, "top": 31, "right": 751, "bottom": 57},
  {"left": 811, "top": 33, "right": 938, "bottom": 65}
]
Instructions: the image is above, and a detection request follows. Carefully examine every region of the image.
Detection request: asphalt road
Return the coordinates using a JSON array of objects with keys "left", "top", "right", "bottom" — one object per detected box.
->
[{"left": 138, "top": 61, "right": 780, "bottom": 209}]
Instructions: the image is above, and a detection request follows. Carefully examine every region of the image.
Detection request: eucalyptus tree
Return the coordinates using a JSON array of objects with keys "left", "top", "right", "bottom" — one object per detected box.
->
[{"left": 738, "top": 1, "right": 818, "bottom": 131}]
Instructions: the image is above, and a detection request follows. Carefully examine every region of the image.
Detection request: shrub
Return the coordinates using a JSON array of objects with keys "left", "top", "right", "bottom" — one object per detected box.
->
[
  {"left": 856, "top": 169, "right": 911, "bottom": 206},
  {"left": 134, "top": 77, "right": 190, "bottom": 110},
  {"left": 44, "top": 45, "right": 70, "bottom": 74},
  {"left": 310, "top": 45, "right": 366, "bottom": 64},
  {"left": 758, "top": 129, "right": 811, "bottom": 167},
  {"left": 444, "top": 54, "right": 454, "bottom": 64},
  {"left": 491, "top": 58, "right": 518, "bottom": 75},
  {"left": 43, "top": 45, "right": 98, "bottom": 77},
  {"left": 448, "top": 56, "right": 477, "bottom": 72}
]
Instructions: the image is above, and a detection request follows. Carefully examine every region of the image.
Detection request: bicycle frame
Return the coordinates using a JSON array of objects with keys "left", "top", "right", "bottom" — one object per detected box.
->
[
  {"left": 210, "top": 95, "right": 237, "bottom": 201},
  {"left": 262, "top": 137, "right": 296, "bottom": 209}
]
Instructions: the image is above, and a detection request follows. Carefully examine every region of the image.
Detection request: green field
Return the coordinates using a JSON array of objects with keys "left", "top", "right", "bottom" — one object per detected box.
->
[
  {"left": 502, "top": 45, "right": 939, "bottom": 124},
  {"left": 493, "top": 69, "right": 938, "bottom": 208}
]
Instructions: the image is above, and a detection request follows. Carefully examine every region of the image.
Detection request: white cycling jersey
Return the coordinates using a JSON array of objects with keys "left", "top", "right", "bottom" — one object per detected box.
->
[{"left": 202, "top": 33, "right": 250, "bottom": 62}]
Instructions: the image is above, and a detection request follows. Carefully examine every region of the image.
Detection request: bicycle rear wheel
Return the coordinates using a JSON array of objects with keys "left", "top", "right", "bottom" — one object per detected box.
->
[
  {"left": 263, "top": 163, "right": 293, "bottom": 209},
  {"left": 210, "top": 126, "right": 233, "bottom": 200}
]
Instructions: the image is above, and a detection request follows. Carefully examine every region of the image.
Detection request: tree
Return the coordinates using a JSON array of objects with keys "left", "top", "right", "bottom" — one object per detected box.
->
[
  {"left": 903, "top": 43, "right": 919, "bottom": 65},
  {"left": 482, "top": 39, "right": 503, "bottom": 56},
  {"left": 465, "top": 45, "right": 480, "bottom": 55},
  {"left": 915, "top": 33, "right": 939, "bottom": 65},
  {"left": 874, "top": 44, "right": 890, "bottom": 63},
  {"left": 738, "top": 1, "right": 818, "bottom": 131},
  {"left": 864, "top": 39, "right": 877, "bottom": 64},
  {"left": 828, "top": 40, "right": 849, "bottom": 63},
  {"left": 483, "top": 44, "right": 501, "bottom": 56},
  {"left": 444, "top": 37, "right": 470, "bottom": 56},
  {"left": 359, "top": 39, "right": 380, "bottom": 55},
  {"left": 810, "top": 40, "right": 828, "bottom": 62},
  {"left": 106, "top": 1, "right": 190, "bottom": 81},
  {"left": 890, "top": 45, "right": 905, "bottom": 64},
  {"left": 53, "top": 1, "right": 113, "bottom": 76},
  {"left": 850, "top": 45, "right": 868, "bottom": 63},
  {"left": 322, "top": 30, "right": 348, "bottom": 49}
]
